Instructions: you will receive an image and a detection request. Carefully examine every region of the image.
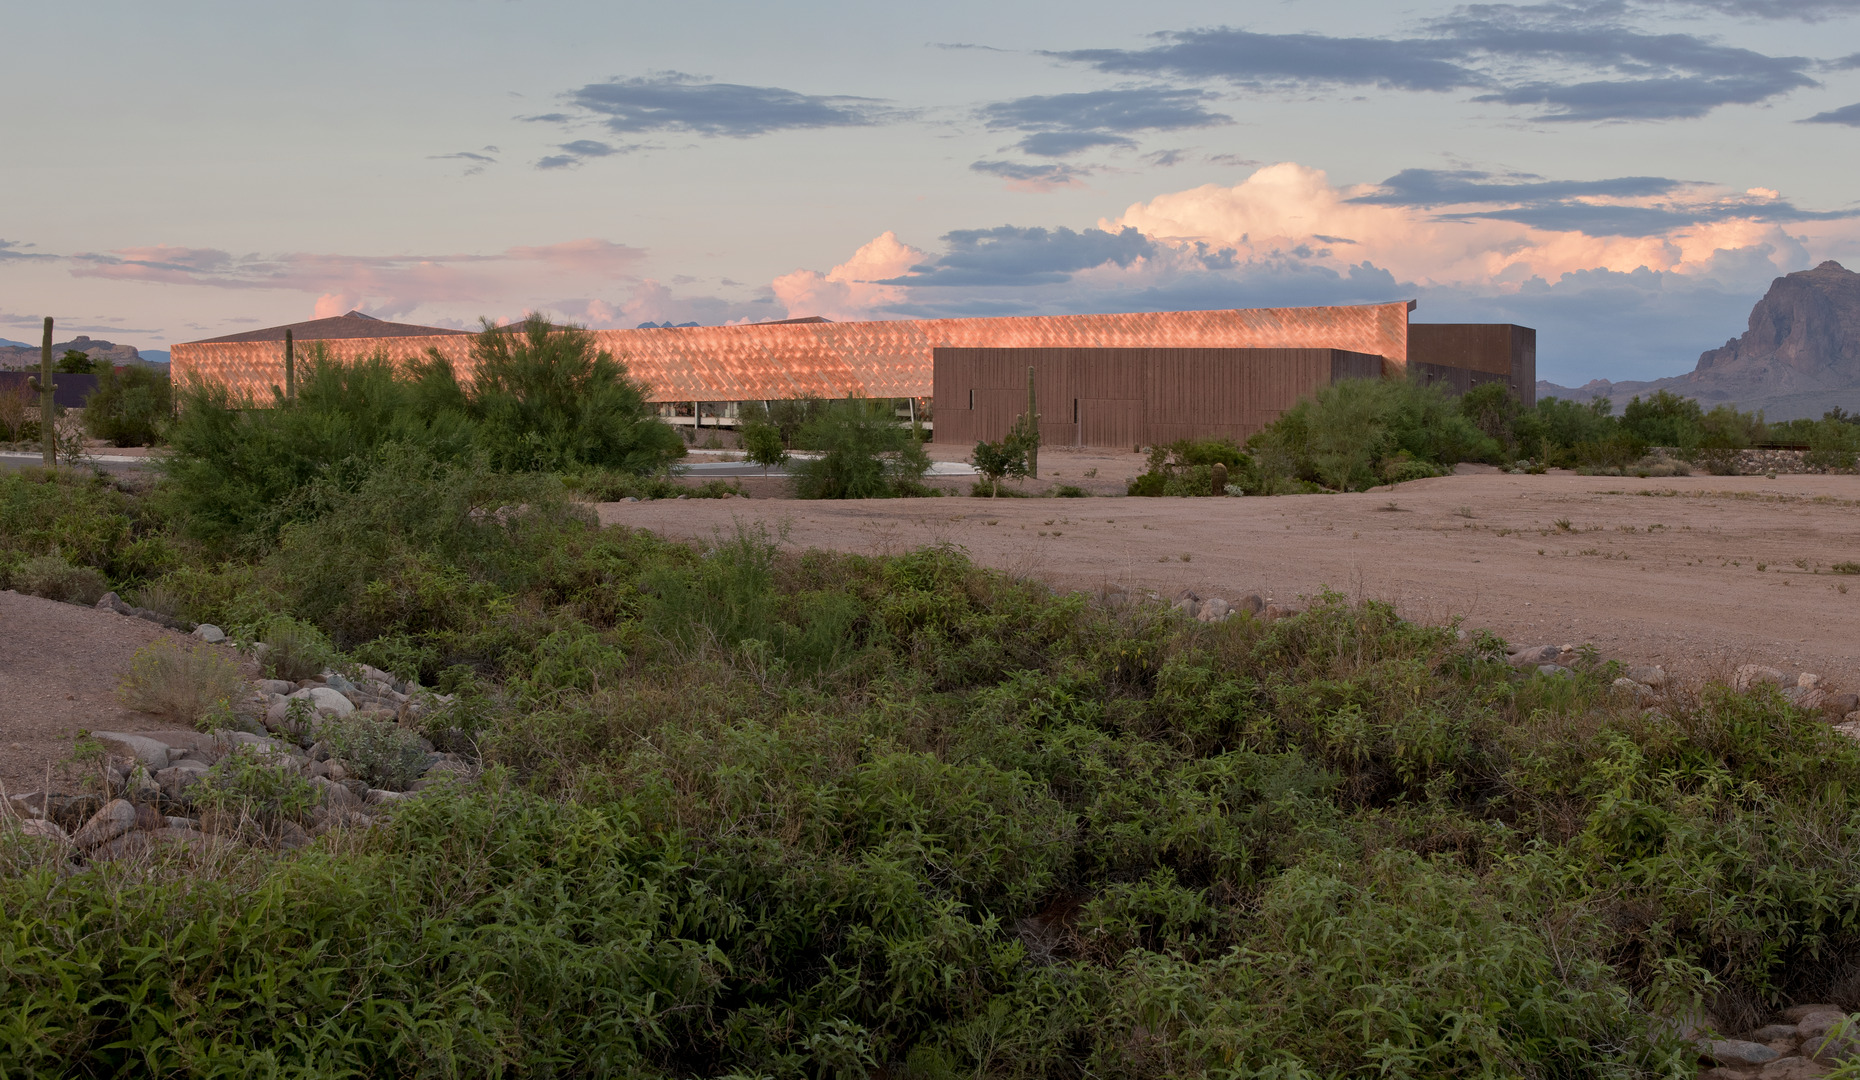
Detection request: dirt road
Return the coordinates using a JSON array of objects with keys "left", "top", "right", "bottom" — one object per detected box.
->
[{"left": 600, "top": 469, "right": 1860, "bottom": 690}]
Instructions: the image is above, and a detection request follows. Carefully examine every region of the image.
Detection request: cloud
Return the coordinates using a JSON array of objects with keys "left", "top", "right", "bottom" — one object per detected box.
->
[
  {"left": 536, "top": 139, "right": 627, "bottom": 169},
  {"left": 1350, "top": 168, "right": 1685, "bottom": 206},
  {"left": 1051, "top": 29, "right": 1480, "bottom": 92},
  {"left": 0, "top": 240, "right": 53, "bottom": 261},
  {"left": 970, "top": 160, "right": 1092, "bottom": 192},
  {"left": 1801, "top": 101, "right": 1860, "bottom": 123},
  {"left": 544, "top": 71, "right": 894, "bottom": 138},
  {"left": 771, "top": 232, "right": 926, "bottom": 320},
  {"left": 66, "top": 239, "right": 649, "bottom": 320},
  {"left": 1655, "top": 0, "right": 1860, "bottom": 19},
  {"left": 879, "top": 225, "right": 1155, "bottom": 287},
  {"left": 978, "top": 87, "right": 1231, "bottom": 156},
  {"left": 1050, "top": 11, "right": 1820, "bottom": 122}
]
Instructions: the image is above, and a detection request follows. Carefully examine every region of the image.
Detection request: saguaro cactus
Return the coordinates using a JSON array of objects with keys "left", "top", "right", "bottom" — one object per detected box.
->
[
  {"left": 284, "top": 328, "right": 295, "bottom": 401},
  {"left": 27, "top": 316, "right": 54, "bottom": 466},
  {"left": 1211, "top": 461, "right": 1228, "bottom": 496}
]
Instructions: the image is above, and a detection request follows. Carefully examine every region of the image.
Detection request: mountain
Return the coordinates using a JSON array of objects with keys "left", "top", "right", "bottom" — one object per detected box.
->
[
  {"left": 0, "top": 335, "right": 149, "bottom": 370},
  {"left": 0, "top": 338, "right": 30, "bottom": 349},
  {"left": 1537, "top": 261, "right": 1860, "bottom": 420}
]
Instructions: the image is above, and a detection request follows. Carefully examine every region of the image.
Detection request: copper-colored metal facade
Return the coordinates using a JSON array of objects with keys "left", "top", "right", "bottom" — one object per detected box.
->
[
  {"left": 934, "top": 348, "right": 1384, "bottom": 448},
  {"left": 171, "top": 302, "right": 1413, "bottom": 404},
  {"left": 1408, "top": 324, "right": 1537, "bottom": 408}
]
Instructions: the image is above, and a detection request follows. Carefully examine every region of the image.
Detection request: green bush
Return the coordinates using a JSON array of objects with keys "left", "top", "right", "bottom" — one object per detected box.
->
[
  {"left": 317, "top": 716, "right": 429, "bottom": 790},
  {"left": 562, "top": 469, "right": 743, "bottom": 501},
  {"left": 11, "top": 552, "right": 108, "bottom": 605},
  {"left": 83, "top": 365, "right": 171, "bottom": 447},
  {"left": 1247, "top": 377, "right": 1494, "bottom": 491},
  {"left": 790, "top": 398, "right": 932, "bottom": 498},
  {"left": 741, "top": 418, "right": 789, "bottom": 468},
  {"left": 1127, "top": 438, "right": 1250, "bottom": 496},
  {"left": 254, "top": 614, "right": 340, "bottom": 682}
]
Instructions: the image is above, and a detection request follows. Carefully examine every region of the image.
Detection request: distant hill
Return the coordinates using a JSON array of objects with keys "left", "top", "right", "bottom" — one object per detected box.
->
[
  {"left": 1538, "top": 261, "right": 1860, "bottom": 420},
  {"left": 0, "top": 335, "right": 150, "bottom": 370}
]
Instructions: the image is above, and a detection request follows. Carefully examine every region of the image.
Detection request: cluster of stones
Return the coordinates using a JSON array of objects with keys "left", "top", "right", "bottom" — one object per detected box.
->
[
  {"left": 1703, "top": 448, "right": 1857, "bottom": 477},
  {"left": 1506, "top": 643, "right": 1860, "bottom": 739},
  {"left": 93, "top": 590, "right": 191, "bottom": 632},
  {"left": 1101, "top": 589, "right": 1302, "bottom": 623},
  {"left": 4, "top": 663, "right": 477, "bottom": 861},
  {"left": 1697, "top": 1004, "right": 1860, "bottom": 1077}
]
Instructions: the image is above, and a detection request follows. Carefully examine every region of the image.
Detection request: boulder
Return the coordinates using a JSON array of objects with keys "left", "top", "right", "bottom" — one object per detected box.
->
[
  {"left": 1702, "top": 1039, "right": 1781, "bottom": 1066},
  {"left": 1237, "top": 594, "right": 1265, "bottom": 616},
  {"left": 365, "top": 788, "right": 407, "bottom": 806},
  {"left": 14, "top": 818, "right": 68, "bottom": 843},
  {"left": 278, "top": 822, "right": 312, "bottom": 850},
  {"left": 257, "top": 679, "right": 296, "bottom": 696},
  {"left": 1804, "top": 1032, "right": 1860, "bottom": 1065},
  {"left": 1749, "top": 1024, "right": 1799, "bottom": 1046},
  {"left": 288, "top": 686, "right": 354, "bottom": 717},
  {"left": 124, "top": 765, "right": 162, "bottom": 804},
  {"left": 1509, "top": 645, "right": 1559, "bottom": 668},
  {"left": 1756, "top": 1056, "right": 1832, "bottom": 1078},
  {"left": 1627, "top": 664, "right": 1667, "bottom": 689},
  {"left": 89, "top": 731, "right": 173, "bottom": 771},
  {"left": 71, "top": 799, "right": 137, "bottom": 850},
  {"left": 1538, "top": 664, "right": 1572, "bottom": 676},
  {"left": 1799, "top": 672, "right": 1824, "bottom": 689},
  {"left": 155, "top": 765, "right": 205, "bottom": 803},
  {"left": 92, "top": 831, "right": 153, "bottom": 861},
  {"left": 1613, "top": 677, "right": 1657, "bottom": 701},
  {"left": 1797, "top": 688, "right": 1829, "bottom": 712},
  {"left": 1822, "top": 692, "right": 1859, "bottom": 718},
  {"left": 1797, "top": 1012, "right": 1852, "bottom": 1040},
  {"left": 1197, "top": 598, "right": 1231, "bottom": 622},
  {"left": 192, "top": 623, "right": 225, "bottom": 644},
  {"left": 1736, "top": 664, "right": 1788, "bottom": 692},
  {"left": 311, "top": 775, "right": 363, "bottom": 810},
  {"left": 1836, "top": 719, "right": 1860, "bottom": 742}
]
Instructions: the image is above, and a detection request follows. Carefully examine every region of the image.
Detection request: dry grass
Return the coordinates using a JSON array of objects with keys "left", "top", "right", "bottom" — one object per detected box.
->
[{"left": 116, "top": 638, "right": 246, "bottom": 728}]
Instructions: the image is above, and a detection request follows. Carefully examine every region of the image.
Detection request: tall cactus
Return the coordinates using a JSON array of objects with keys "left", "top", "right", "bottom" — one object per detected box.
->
[
  {"left": 29, "top": 316, "right": 53, "bottom": 467},
  {"left": 284, "top": 328, "right": 296, "bottom": 401}
]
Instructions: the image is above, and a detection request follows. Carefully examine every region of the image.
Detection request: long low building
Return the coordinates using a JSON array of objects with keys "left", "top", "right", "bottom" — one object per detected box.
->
[{"left": 171, "top": 302, "right": 1531, "bottom": 445}]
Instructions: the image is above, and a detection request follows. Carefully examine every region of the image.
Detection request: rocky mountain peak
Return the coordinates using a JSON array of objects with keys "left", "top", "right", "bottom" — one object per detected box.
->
[{"left": 1692, "top": 260, "right": 1860, "bottom": 387}]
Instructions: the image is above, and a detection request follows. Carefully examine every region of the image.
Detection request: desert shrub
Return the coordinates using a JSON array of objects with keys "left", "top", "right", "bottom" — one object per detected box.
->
[
  {"left": 11, "top": 553, "right": 108, "bottom": 605},
  {"left": 1127, "top": 438, "right": 1250, "bottom": 496},
  {"left": 1051, "top": 483, "right": 1089, "bottom": 497},
  {"left": 740, "top": 417, "right": 789, "bottom": 467},
  {"left": 790, "top": 398, "right": 931, "bottom": 499},
  {"left": 562, "top": 469, "right": 742, "bottom": 501},
  {"left": 971, "top": 434, "right": 1030, "bottom": 496},
  {"left": 1511, "top": 395, "right": 1618, "bottom": 467},
  {"left": 410, "top": 315, "right": 685, "bottom": 473},
  {"left": 0, "top": 467, "right": 172, "bottom": 587},
  {"left": 116, "top": 638, "right": 246, "bottom": 727},
  {"left": 316, "top": 716, "right": 429, "bottom": 789},
  {"left": 0, "top": 380, "right": 31, "bottom": 442},
  {"left": 252, "top": 614, "right": 339, "bottom": 682},
  {"left": 189, "top": 746, "right": 319, "bottom": 826},
  {"left": 83, "top": 365, "right": 171, "bottom": 446},
  {"left": 1248, "top": 377, "right": 1493, "bottom": 492},
  {"left": 740, "top": 396, "right": 829, "bottom": 447}
]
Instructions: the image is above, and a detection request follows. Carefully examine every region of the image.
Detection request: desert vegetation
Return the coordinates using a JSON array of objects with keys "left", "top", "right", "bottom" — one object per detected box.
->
[{"left": 6, "top": 411, "right": 1860, "bottom": 1075}]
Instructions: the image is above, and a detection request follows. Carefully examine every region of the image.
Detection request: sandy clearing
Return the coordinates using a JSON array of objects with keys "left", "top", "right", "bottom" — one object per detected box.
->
[
  {"left": 0, "top": 590, "right": 207, "bottom": 795},
  {"left": 600, "top": 469, "right": 1860, "bottom": 691}
]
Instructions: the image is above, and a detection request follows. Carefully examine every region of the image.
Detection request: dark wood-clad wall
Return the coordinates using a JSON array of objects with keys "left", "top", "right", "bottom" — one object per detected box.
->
[
  {"left": 933, "top": 347, "right": 1384, "bottom": 448},
  {"left": 1407, "top": 324, "right": 1536, "bottom": 407}
]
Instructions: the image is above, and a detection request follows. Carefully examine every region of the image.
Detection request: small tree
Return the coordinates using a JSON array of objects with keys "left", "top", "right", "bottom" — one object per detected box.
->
[
  {"left": 742, "top": 418, "right": 788, "bottom": 469},
  {"left": 55, "top": 350, "right": 99, "bottom": 374},
  {"left": 85, "top": 365, "right": 173, "bottom": 446},
  {"left": 971, "top": 436, "right": 1029, "bottom": 497},
  {"left": 790, "top": 398, "right": 929, "bottom": 499}
]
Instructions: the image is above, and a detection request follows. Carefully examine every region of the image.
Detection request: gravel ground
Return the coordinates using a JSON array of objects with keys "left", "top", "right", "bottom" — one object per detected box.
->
[{"left": 601, "top": 467, "right": 1860, "bottom": 693}]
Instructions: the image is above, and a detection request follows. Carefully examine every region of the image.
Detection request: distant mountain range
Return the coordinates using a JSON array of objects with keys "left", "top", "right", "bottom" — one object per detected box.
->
[
  {"left": 1538, "top": 260, "right": 1860, "bottom": 421},
  {"left": 0, "top": 335, "right": 166, "bottom": 370}
]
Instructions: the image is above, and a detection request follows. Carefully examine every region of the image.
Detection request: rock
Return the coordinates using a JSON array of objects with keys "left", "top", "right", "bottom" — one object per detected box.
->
[
  {"left": 45, "top": 793, "right": 102, "bottom": 833},
  {"left": 94, "top": 591, "right": 120, "bottom": 610},
  {"left": 323, "top": 673, "right": 360, "bottom": 697},
  {"left": 1797, "top": 688, "right": 1829, "bottom": 711},
  {"left": 14, "top": 818, "right": 68, "bottom": 843},
  {"left": 305, "top": 759, "right": 329, "bottom": 780},
  {"left": 1704, "top": 1039, "right": 1782, "bottom": 1066},
  {"left": 71, "top": 799, "right": 137, "bottom": 850},
  {"left": 155, "top": 765, "right": 204, "bottom": 804},
  {"left": 288, "top": 686, "right": 354, "bottom": 717},
  {"left": 365, "top": 788, "right": 406, "bottom": 806},
  {"left": 1736, "top": 664, "right": 1788, "bottom": 692},
  {"left": 1236, "top": 594, "right": 1265, "bottom": 616},
  {"left": 1751, "top": 1024, "right": 1799, "bottom": 1045},
  {"left": 1538, "top": 663, "right": 1572, "bottom": 676},
  {"left": 1509, "top": 645, "right": 1559, "bottom": 668},
  {"left": 278, "top": 821, "right": 312, "bottom": 850},
  {"left": 325, "top": 760, "right": 348, "bottom": 783},
  {"left": 257, "top": 679, "right": 295, "bottom": 696},
  {"left": 132, "top": 803, "right": 164, "bottom": 831},
  {"left": 1823, "top": 693, "right": 1860, "bottom": 718},
  {"left": 1837, "top": 719, "right": 1860, "bottom": 742},
  {"left": 1612, "top": 677, "right": 1657, "bottom": 700},
  {"left": 192, "top": 623, "right": 225, "bottom": 644},
  {"left": 1804, "top": 1032, "right": 1860, "bottom": 1065},
  {"left": 306, "top": 740, "right": 330, "bottom": 762},
  {"left": 312, "top": 775, "right": 362, "bottom": 810},
  {"left": 92, "top": 831, "right": 153, "bottom": 861},
  {"left": 1758, "top": 1056, "right": 1831, "bottom": 1078},
  {"left": 164, "top": 816, "right": 198, "bottom": 830},
  {"left": 1197, "top": 598, "right": 1231, "bottom": 622},
  {"left": 1627, "top": 664, "right": 1668, "bottom": 688},
  {"left": 216, "top": 730, "right": 294, "bottom": 757},
  {"left": 88, "top": 731, "right": 174, "bottom": 771},
  {"left": 1799, "top": 672, "right": 1824, "bottom": 689},
  {"left": 1797, "top": 1012, "right": 1852, "bottom": 1040},
  {"left": 125, "top": 764, "right": 162, "bottom": 804},
  {"left": 1262, "top": 603, "right": 1299, "bottom": 620}
]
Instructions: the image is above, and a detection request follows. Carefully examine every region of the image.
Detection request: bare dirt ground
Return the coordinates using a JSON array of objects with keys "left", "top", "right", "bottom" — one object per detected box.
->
[
  {"left": 603, "top": 467, "right": 1860, "bottom": 691},
  {"left": 0, "top": 591, "right": 204, "bottom": 795}
]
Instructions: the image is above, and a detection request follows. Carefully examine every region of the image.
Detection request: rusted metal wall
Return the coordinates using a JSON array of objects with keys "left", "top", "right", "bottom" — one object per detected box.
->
[
  {"left": 171, "top": 302, "right": 1413, "bottom": 405},
  {"left": 933, "top": 347, "right": 1384, "bottom": 448},
  {"left": 1408, "top": 324, "right": 1536, "bottom": 406}
]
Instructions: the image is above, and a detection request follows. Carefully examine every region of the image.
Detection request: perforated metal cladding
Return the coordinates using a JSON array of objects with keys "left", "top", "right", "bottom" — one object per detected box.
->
[{"left": 171, "top": 302, "right": 1411, "bottom": 404}]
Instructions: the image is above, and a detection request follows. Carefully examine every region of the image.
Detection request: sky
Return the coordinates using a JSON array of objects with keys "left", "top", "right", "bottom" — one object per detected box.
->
[{"left": 5, "top": 0, "right": 1860, "bottom": 384}]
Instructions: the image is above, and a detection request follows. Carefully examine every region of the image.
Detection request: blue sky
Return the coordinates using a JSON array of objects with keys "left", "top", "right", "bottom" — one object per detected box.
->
[{"left": 4, "top": 0, "right": 1859, "bottom": 382}]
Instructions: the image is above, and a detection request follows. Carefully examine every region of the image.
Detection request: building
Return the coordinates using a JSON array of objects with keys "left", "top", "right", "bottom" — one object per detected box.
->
[{"left": 171, "top": 303, "right": 1531, "bottom": 445}]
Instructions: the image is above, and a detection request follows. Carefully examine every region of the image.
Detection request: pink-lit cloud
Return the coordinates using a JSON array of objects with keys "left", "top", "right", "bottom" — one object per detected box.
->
[{"left": 771, "top": 231, "right": 926, "bottom": 319}]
